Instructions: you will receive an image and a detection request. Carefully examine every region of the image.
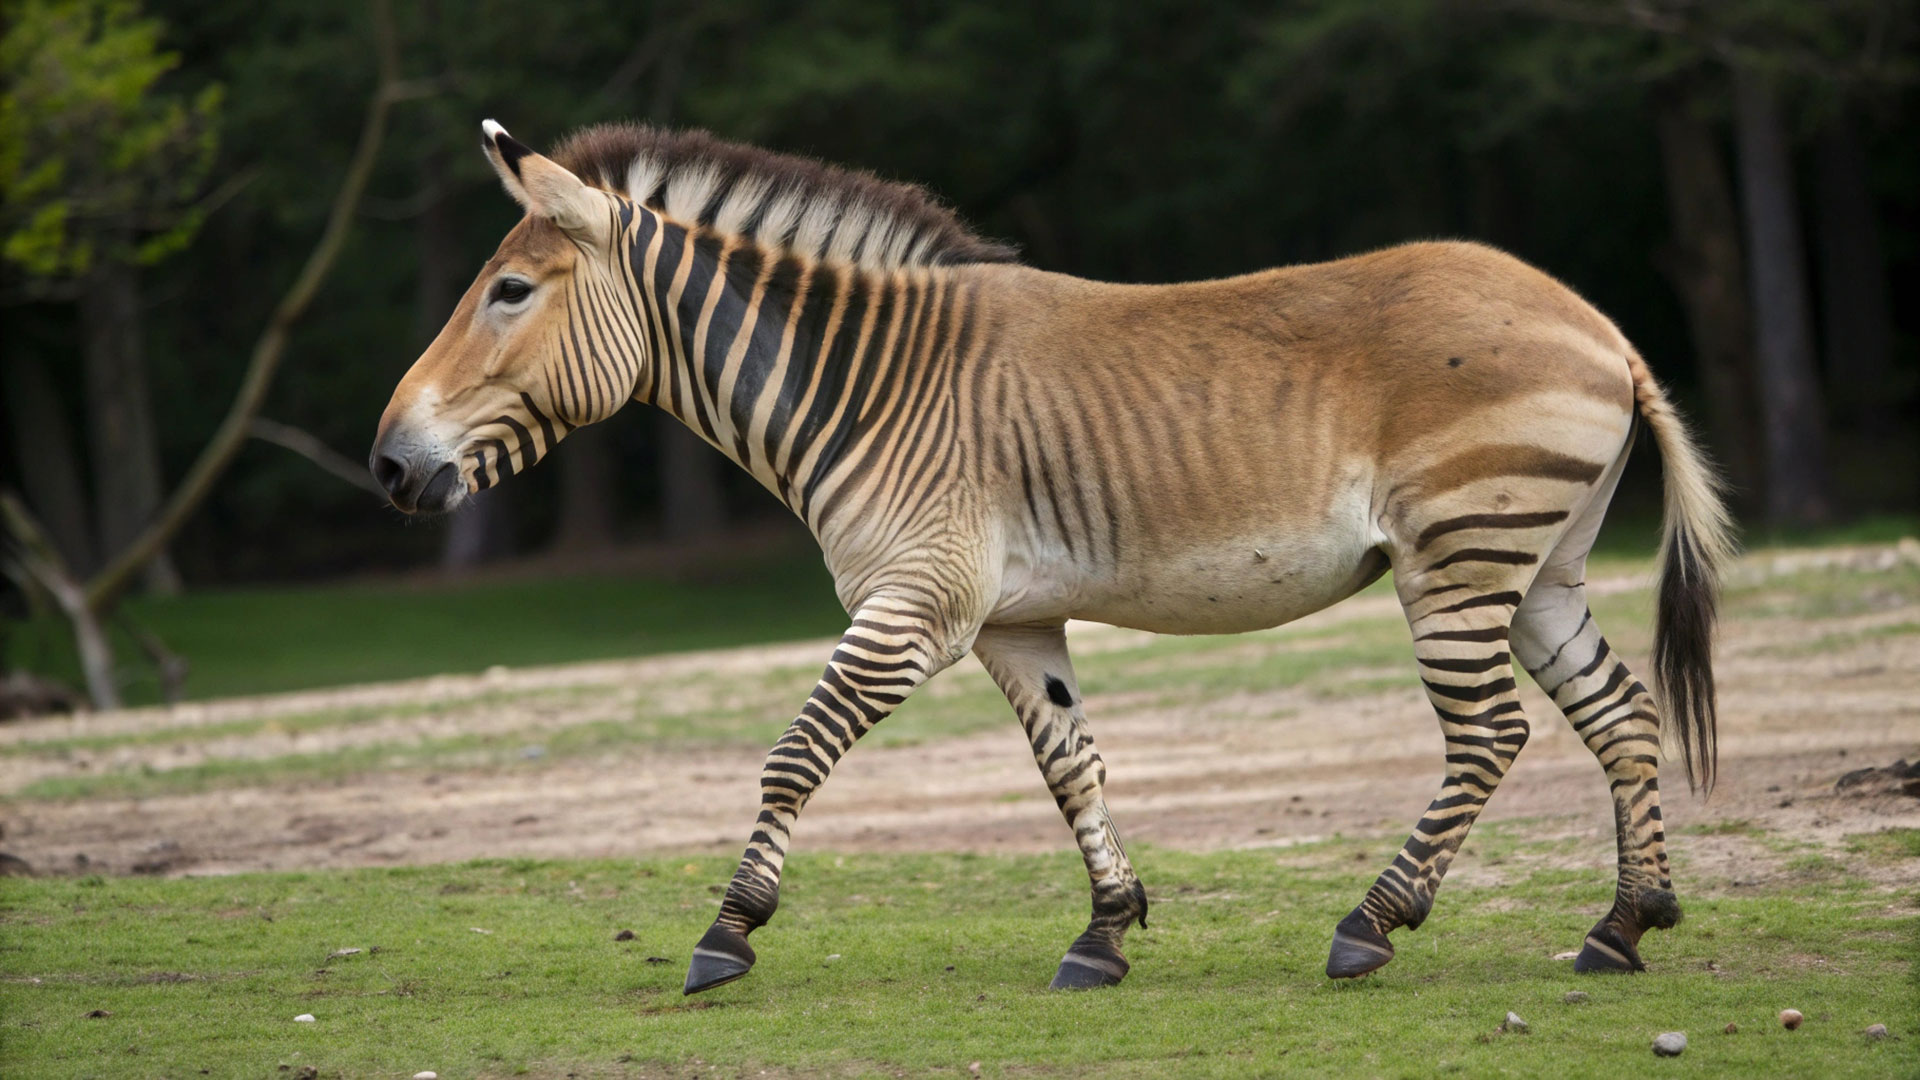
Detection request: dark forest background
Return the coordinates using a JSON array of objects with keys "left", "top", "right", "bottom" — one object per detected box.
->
[{"left": 2, "top": 0, "right": 1917, "bottom": 706}]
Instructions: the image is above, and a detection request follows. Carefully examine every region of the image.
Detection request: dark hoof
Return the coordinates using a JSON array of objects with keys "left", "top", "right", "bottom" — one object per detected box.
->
[
  {"left": 683, "top": 923, "right": 756, "bottom": 995},
  {"left": 1326, "top": 908, "right": 1394, "bottom": 979},
  {"left": 1049, "top": 944, "right": 1129, "bottom": 990},
  {"left": 1573, "top": 926, "right": 1645, "bottom": 974}
]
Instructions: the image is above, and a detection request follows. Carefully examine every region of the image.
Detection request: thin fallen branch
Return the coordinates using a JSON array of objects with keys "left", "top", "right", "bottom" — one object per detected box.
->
[{"left": 1, "top": 492, "right": 118, "bottom": 709}]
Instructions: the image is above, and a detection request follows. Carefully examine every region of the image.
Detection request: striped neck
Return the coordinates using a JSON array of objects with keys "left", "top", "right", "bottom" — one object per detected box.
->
[{"left": 621, "top": 201, "right": 975, "bottom": 530}]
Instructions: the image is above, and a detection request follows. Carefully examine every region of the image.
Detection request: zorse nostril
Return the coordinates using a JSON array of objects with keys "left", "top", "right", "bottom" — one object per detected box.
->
[{"left": 373, "top": 453, "right": 409, "bottom": 497}]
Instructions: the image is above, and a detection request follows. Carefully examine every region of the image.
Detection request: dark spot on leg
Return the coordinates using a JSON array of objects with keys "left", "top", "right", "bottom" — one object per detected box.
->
[
  {"left": 1447, "top": 357, "right": 1463, "bottom": 368},
  {"left": 1044, "top": 675, "right": 1074, "bottom": 708}
]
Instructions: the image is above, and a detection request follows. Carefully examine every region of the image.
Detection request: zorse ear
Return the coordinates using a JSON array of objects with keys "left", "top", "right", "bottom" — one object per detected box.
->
[{"left": 481, "top": 119, "right": 612, "bottom": 246}]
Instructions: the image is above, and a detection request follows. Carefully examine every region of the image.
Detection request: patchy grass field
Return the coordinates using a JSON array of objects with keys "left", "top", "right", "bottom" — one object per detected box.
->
[
  {"left": 2, "top": 539, "right": 1917, "bottom": 1076},
  {"left": 3, "top": 839, "right": 1914, "bottom": 1079}
]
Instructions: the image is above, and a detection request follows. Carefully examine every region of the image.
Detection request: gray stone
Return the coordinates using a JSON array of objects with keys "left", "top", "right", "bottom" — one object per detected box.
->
[
  {"left": 1865, "top": 1024, "right": 1889, "bottom": 1040},
  {"left": 1652, "top": 1032, "right": 1687, "bottom": 1057},
  {"left": 1563, "top": 991, "right": 1590, "bottom": 1004},
  {"left": 1502, "top": 1011, "right": 1528, "bottom": 1034}
]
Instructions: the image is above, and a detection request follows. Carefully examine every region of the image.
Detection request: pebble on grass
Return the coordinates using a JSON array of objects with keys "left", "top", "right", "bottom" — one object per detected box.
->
[
  {"left": 1781, "top": 1009, "right": 1804, "bottom": 1030},
  {"left": 293, "top": 1014, "right": 315, "bottom": 1023},
  {"left": 1724, "top": 1023, "right": 1738, "bottom": 1034},
  {"left": 1652, "top": 1032, "right": 1687, "bottom": 1057},
  {"left": 1563, "top": 991, "right": 1590, "bottom": 1005},
  {"left": 414, "top": 1072, "right": 439, "bottom": 1079},
  {"left": 613, "top": 929, "right": 635, "bottom": 941},
  {"left": 1865, "top": 1024, "right": 1889, "bottom": 1040},
  {"left": 1501, "top": 1012, "right": 1529, "bottom": 1034}
]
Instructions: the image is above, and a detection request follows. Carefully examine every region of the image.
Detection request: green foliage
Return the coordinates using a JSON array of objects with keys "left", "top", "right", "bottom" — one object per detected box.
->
[
  {"left": 0, "top": 0, "right": 222, "bottom": 282},
  {"left": 0, "top": 848, "right": 1911, "bottom": 1077}
]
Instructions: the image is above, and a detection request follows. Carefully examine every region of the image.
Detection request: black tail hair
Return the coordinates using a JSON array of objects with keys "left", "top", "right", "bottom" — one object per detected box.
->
[{"left": 1653, "top": 523, "right": 1718, "bottom": 793}]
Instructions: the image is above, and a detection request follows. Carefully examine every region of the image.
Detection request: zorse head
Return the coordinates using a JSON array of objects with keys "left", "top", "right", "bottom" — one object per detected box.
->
[{"left": 370, "top": 121, "right": 643, "bottom": 514}]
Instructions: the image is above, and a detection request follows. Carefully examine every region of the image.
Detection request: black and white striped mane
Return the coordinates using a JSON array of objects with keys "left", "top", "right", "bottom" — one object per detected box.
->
[{"left": 552, "top": 124, "right": 1018, "bottom": 271}]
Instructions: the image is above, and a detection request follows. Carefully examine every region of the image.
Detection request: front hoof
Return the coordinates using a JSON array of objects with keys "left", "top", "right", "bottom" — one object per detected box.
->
[
  {"left": 1326, "top": 909, "right": 1394, "bottom": 979},
  {"left": 684, "top": 923, "right": 756, "bottom": 995},
  {"left": 1049, "top": 943, "right": 1129, "bottom": 990},
  {"left": 1573, "top": 926, "right": 1645, "bottom": 974}
]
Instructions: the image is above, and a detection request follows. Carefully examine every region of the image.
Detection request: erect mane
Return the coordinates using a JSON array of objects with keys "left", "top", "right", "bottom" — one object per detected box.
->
[{"left": 550, "top": 123, "right": 1018, "bottom": 271}]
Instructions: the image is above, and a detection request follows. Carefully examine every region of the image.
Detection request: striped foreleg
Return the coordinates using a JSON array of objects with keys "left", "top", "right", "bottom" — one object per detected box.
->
[
  {"left": 683, "top": 603, "right": 958, "bottom": 994},
  {"left": 973, "top": 624, "right": 1146, "bottom": 989},
  {"left": 1514, "top": 585, "right": 1679, "bottom": 973},
  {"left": 1328, "top": 588, "right": 1532, "bottom": 978}
]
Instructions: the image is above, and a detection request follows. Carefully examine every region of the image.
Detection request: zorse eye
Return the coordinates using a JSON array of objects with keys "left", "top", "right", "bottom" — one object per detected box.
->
[{"left": 491, "top": 278, "right": 532, "bottom": 304}]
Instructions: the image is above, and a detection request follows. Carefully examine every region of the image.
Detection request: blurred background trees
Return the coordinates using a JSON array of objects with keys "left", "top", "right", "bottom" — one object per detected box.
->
[{"left": 2, "top": 0, "right": 1916, "bottom": 703}]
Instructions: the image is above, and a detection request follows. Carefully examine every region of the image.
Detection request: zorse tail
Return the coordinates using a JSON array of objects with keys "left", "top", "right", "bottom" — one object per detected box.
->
[{"left": 1626, "top": 354, "right": 1736, "bottom": 795}]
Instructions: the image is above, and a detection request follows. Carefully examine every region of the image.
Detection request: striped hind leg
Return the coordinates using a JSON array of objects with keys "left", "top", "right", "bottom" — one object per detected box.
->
[
  {"left": 1514, "top": 579, "right": 1679, "bottom": 972},
  {"left": 974, "top": 624, "right": 1147, "bottom": 989},
  {"left": 1327, "top": 565, "right": 1540, "bottom": 978}
]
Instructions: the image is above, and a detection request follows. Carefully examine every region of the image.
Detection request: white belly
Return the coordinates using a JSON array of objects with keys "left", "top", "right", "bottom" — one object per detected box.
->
[{"left": 989, "top": 513, "right": 1384, "bottom": 635}]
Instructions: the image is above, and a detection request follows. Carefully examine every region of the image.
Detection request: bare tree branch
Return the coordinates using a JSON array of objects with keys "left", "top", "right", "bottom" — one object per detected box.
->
[
  {"left": 85, "top": 0, "right": 412, "bottom": 612},
  {"left": 250, "top": 418, "right": 388, "bottom": 496}
]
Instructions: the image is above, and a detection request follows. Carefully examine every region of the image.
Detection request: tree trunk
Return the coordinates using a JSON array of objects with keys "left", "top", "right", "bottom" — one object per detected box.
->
[
  {"left": 80, "top": 259, "right": 182, "bottom": 593},
  {"left": 1811, "top": 110, "right": 1897, "bottom": 438},
  {"left": 1730, "top": 69, "right": 1834, "bottom": 528},
  {"left": 1652, "top": 84, "right": 1763, "bottom": 511},
  {"left": 550, "top": 420, "right": 619, "bottom": 553},
  {"left": 4, "top": 354, "right": 96, "bottom": 573},
  {"left": 658, "top": 421, "right": 726, "bottom": 542}
]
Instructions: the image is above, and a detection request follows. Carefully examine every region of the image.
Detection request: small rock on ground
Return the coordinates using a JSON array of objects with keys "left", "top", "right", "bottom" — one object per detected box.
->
[
  {"left": 1563, "top": 991, "right": 1590, "bottom": 1005},
  {"left": 1781, "top": 1009, "right": 1804, "bottom": 1030},
  {"left": 293, "top": 1014, "right": 315, "bottom": 1023},
  {"left": 613, "top": 929, "right": 635, "bottom": 941},
  {"left": 1552, "top": 951, "right": 1580, "bottom": 961},
  {"left": 1653, "top": 1032, "right": 1687, "bottom": 1057},
  {"left": 1865, "top": 1024, "right": 1889, "bottom": 1040},
  {"left": 1724, "top": 1022, "right": 1738, "bottom": 1034},
  {"left": 414, "top": 1072, "right": 439, "bottom": 1079},
  {"left": 1502, "top": 1012, "right": 1528, "bottom": 1034}
]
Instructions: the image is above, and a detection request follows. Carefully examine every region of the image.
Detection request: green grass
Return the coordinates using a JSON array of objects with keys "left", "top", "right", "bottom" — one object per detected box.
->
[
  {"left": 5, "top": 544, "right": 849, "bottom": 706},
  {"left": 1846, "top": 829, "right": 1920, "bottom": 862},
  {"left": 2, "top": 845, "right": 1911, "bottom": 1079}
]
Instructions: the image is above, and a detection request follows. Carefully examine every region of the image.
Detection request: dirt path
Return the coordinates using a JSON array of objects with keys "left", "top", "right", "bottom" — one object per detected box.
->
[{"left": 3, "top": 545, "right": 1918, "bottom": 887}]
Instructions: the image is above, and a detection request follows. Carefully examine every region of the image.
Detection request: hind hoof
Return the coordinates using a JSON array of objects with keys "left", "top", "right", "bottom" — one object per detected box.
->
[
  {"left": 1573, "top": 927, "right": 1645, "bottom": 974},
  {"left": 1049, "top": 944, "right": 1129, "bottom": 990},
  {"left": 684, "top": 923, "right": 756, "bottom": 994},
  {"left": 1327, "top": 909, "right": 1394, "bottom": 979}
]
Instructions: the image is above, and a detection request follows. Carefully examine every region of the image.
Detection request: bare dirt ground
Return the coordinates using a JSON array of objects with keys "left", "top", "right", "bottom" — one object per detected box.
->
[{"left": 3, "top": 544, "right": 1918, "bottom": 892}]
